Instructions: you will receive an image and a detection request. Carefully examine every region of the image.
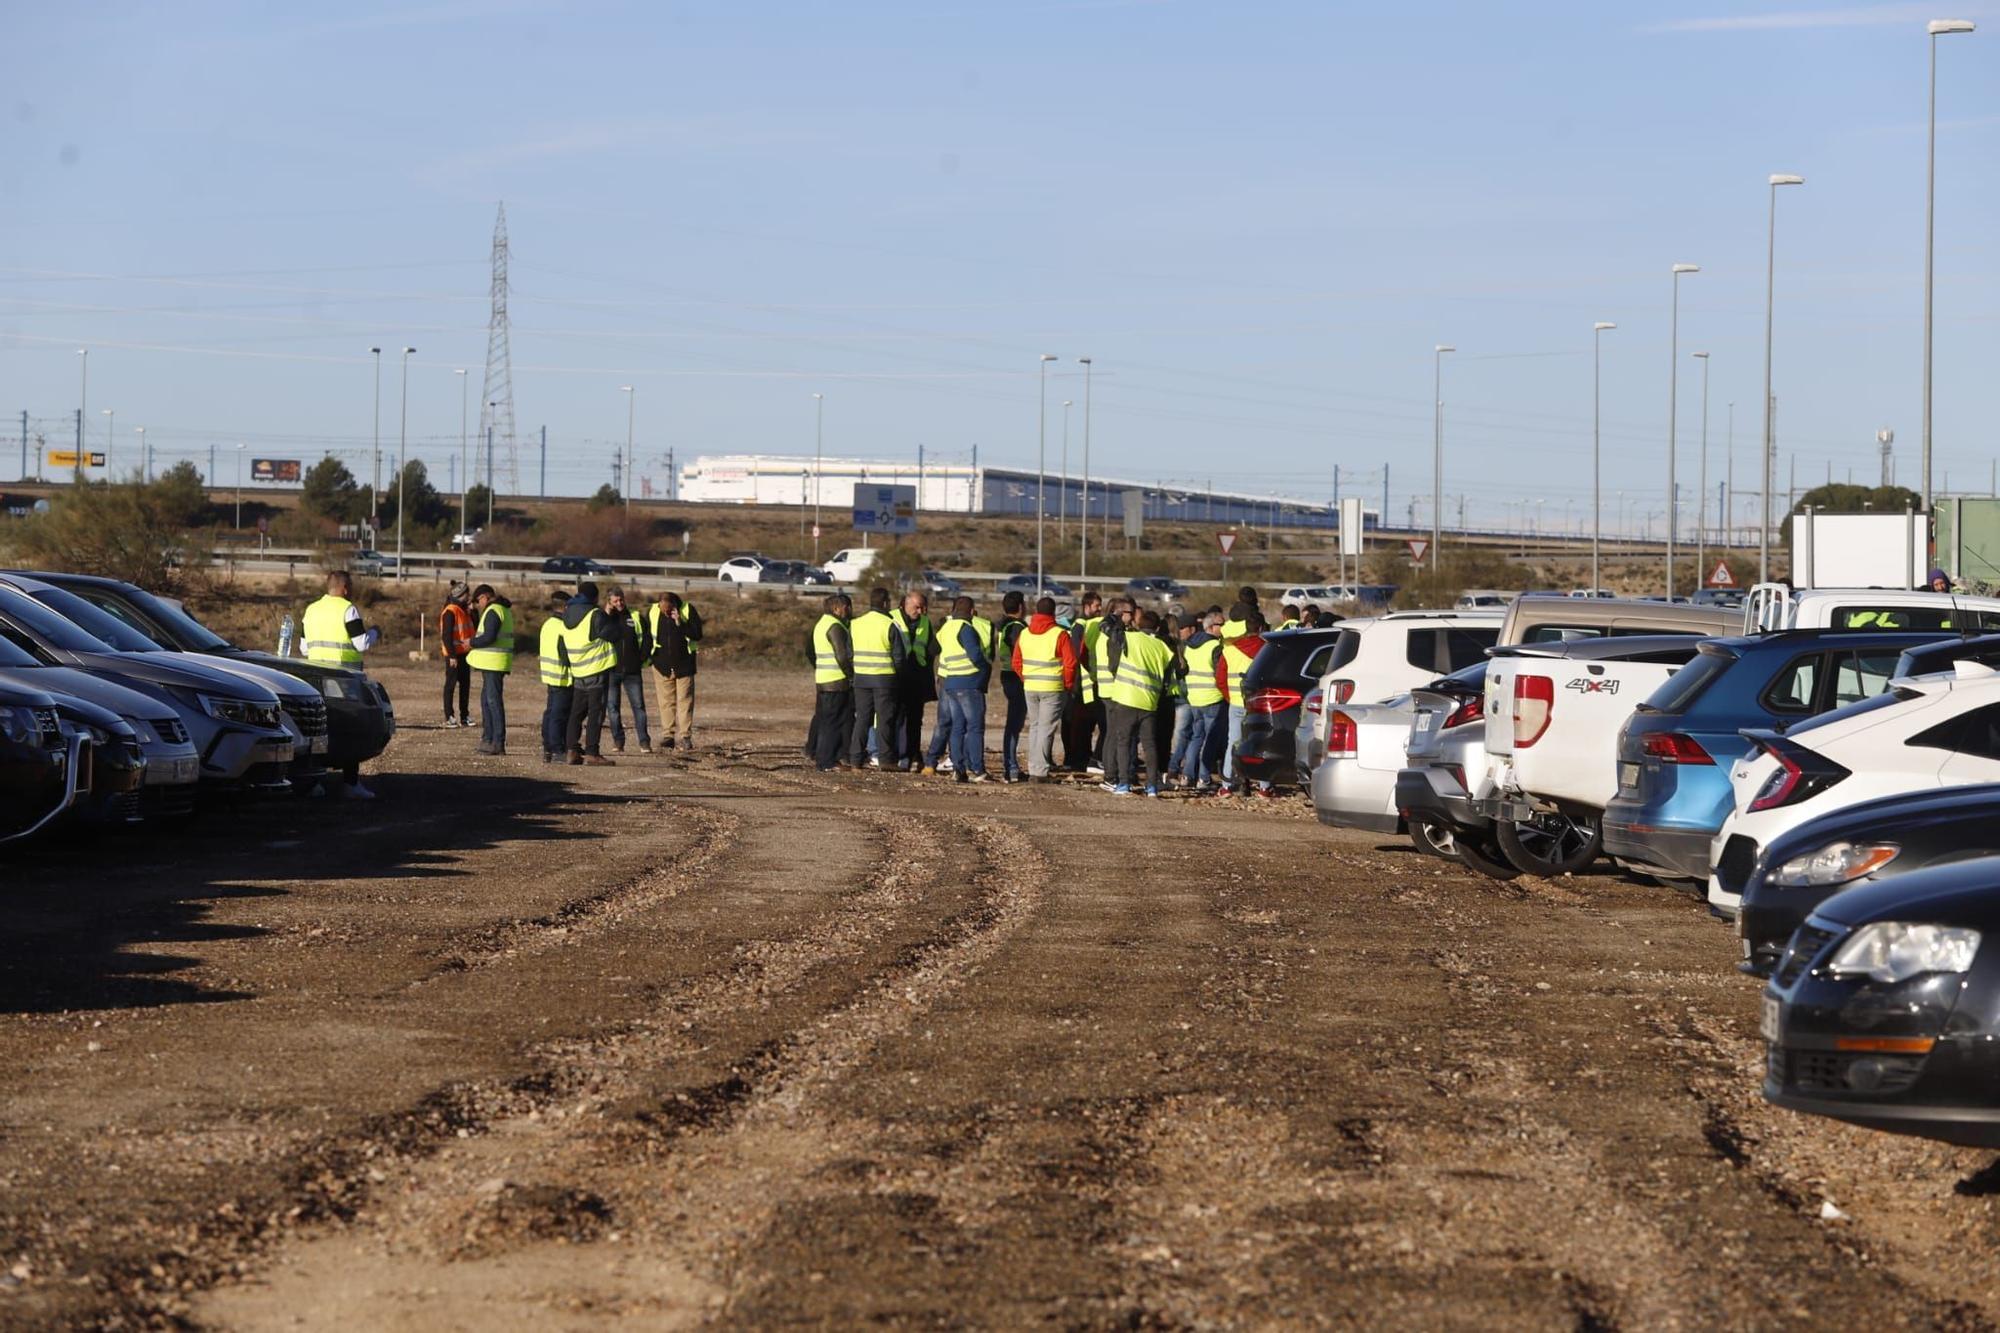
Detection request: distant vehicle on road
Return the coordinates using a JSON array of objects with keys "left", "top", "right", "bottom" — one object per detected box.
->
[
  {"left": 351, "top": 549, "right": 395, "bottom": 576},
  {"left": 921, "top": 570, "right": 964, "bottom": 597},
  {"left": 543, "top": 555, "right": 615, "bottom": 578},
  {"left": 1455, "top": 590, "right": 1512, "bottom": 610},
  {"left": 450, "top": 530, "right": 481, "bottom": 551},
  {"left": 1123, "top": 576, "right": 1191, "bottom": 610},
  {"left": 716, "top": 554, "right": 771, "bottom": 583},
  {"left": 823, "top": 548, "right": 880, "bottom": 585},
  {"left": 995, "top": 573, "right": 1072, "bottom": 599}
]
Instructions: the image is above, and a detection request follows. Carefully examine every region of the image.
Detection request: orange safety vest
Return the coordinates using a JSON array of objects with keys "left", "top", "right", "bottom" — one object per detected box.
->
[{"left": 439, "top": 602, "right": 474, "bottom": 658}]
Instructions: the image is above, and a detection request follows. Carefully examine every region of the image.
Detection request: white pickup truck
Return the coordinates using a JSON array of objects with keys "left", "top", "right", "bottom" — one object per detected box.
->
[
  {"left": 1742, "top": 584, "right": 2000, "bottom": 634},
  {"left": 1475, "top": 636, "right": 1704, "bottom": 877}
]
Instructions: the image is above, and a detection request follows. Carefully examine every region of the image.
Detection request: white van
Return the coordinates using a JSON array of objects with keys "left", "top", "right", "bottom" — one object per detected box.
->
[{"left": 823, "top": 548, "right": 880, "bottom": 586}]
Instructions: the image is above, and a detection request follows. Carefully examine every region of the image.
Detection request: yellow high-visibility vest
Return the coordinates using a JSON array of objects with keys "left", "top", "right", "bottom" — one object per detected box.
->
[
  {"left": 1017, "top": 625, "right": 1066, "bottom": 694},
  {"left": 811, "top": 614, "right": 848, "bottom": 685},
  {"left": 539, "top": 618, "right": 572, "bottom": 687},
  {"left": 302, "top": 595, "right": 361, "bottom": 666},
  {"left": 466, "top": 603, "right": 514, "bottom": 673},
  {"left": 1221, "top": 641, "right": 1257, "bottom": 705},
  {"left": 1107, "top": 633, "right": 1173, "bottom": 711},
  {"left": 1183, "top": 638, "right": 1224, "bottom": 706},
  {"left": 936, "top": 616, "right": 995, "bottom": 678},
  {"left": 559, "top": 611, "right": 614, "bottom": 679},
  {"left": 850, "top": 610, "right": 897, "bottom": 678}
]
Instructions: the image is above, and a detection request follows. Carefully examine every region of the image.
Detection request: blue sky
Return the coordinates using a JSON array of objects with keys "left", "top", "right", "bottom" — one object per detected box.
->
[{"left": 3, "top": 0, "right": 1995, "bottom": 533}]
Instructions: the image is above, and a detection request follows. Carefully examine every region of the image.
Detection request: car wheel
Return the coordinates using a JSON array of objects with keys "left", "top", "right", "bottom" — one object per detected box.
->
[
  {"left": 1410, "top": 818, "right": 1457, "bottom": 859},
  {"left": 1496, "top": 808, "right": 1602, "bottom": 877},
  {"left": 1454, "top": 834, "right": 1521, "bottom": 881}
]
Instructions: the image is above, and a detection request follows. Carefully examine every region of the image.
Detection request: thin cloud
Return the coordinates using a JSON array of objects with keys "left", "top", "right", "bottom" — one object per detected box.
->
[
  {"left": 425, "top": 116, "right": 824, "bottom": 180},
  {"left": 1648, "top": 2, "right": 1989, "bottom": 32}
]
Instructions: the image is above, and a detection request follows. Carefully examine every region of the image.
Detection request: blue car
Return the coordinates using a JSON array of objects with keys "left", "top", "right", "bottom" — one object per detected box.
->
[{"left": 1603, "top": 630, "right": 1949, "bottom": 883}]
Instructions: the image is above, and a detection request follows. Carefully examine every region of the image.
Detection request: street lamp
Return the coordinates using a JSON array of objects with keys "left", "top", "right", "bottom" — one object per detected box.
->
[
  {"left": 1036, "top": 353, "right": 1056, "bottom": 590},
  {"left": 1693, "top": 351, "right": 1711, "bottom": 580},
  {"left": 620, "top": 385, "right": 635, "bottom": 514},
  {"left": 1667, "top": 263, "right": 1700, "bottom": 597},
  {"left": 396, "top": 347, "right": 414, "bottom": 581},
  {"left": 1059, "top": 399, "right": 1073, "bottom": 543},
  {"left": 75, "top": 348, "right": 87, "bottom": 479},
  {"left": 1592, "top": 323, "right": 1616, "bottom": 591},
  {"left": 455, "top": 369, "right": 469, "bottom": 542},
  {"left": 369, "top": 347, "right": 382, "bottom": 529},
  {"left": 1078, "top": 357, "right": 1094, "bottom": 578},
  {"left": 1923, "top": 18, "right": 1976, "bottom": 513},
  {"left": 1432, "top": 344, "right": 1454, "bottom": 573},
  {"left": 234, "top": 442, "right": 246, "bottom": 528},
  {"left": 100, "top": 408, "right": 114, "bottom": 478},
  {"left": 135, "top": 426, "right": 147, "bottom": 483},
  {"left": 1761, "top": 174, "right": 1805, "bottom": 581},
  {"left": 812, "top": 393, "right": 825, "bottom": 564}
]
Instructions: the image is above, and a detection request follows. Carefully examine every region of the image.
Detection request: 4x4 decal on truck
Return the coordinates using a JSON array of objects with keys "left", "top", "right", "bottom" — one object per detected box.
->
[{"left": 1566, "top": 677, "right": 1619, "bottom": 694}]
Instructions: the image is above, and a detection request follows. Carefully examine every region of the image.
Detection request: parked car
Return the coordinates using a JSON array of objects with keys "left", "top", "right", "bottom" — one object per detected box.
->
[
  {"left": 715, "top": 554, "right": 770, "bottom": 583},
  {"left": 42, "top": 690, "right": 149, "bottom": 827},
  {"left": 823, "top": 548, "right": 880, "bottom": 585},
  {"left": 0, "top": 585, "right": 293, "bottom": 796},
  {"left": 1497, "top": 594, "right": 1736, "bottom": 646},
  {"left": 351, "top": 549, "right": 396, "bottom": 576},
  {"left": 1124, "top": 576, "right": 1191, "bottom": 610},
  {"left": 0, "top": 678, "right": 78, "bottom": 844},
  {"left": 1315, "top": 610, "right": 1501, "bottom": 706},
  {"left": 450, "top": 530, "right": 481, "bottom": 550},
  {"left": 793, "top": 563, "right": 833, "bottom": 586},
  {"left": 1478, "top": 635, "right": 1703, "bottom": 877},
  {"left": 26, "top": 571, "right": 395, "bottom": 782},
  {"left": 1232, "top": 627, "right": 1344, "bottom": 790},
  {"left": 1282, "top": 584, "right": 1397, "bottom": 610},
  {"left": 1744, "top": 584, "right": 2000, "bottom": 634},
  {"left": 1708, "top": 661, "right": 2000, "bottom": 918},
  {"left": 1762, "top": 857, "right": 2000, "bottom": 1147},
  {"left": 1391, "top": 662, "right": 1510, "bottom": 873},
  {"left": 995, "top": 573, "right": 1072, "bottom": 599},
  {"left": 1603, "top": 630, "right": 1945, "bottom": 883},
  {"left": 921, "top": 570, "right": 963, "bottom": 597},
  {"left": 1, "top": 575, "right": 329, "bottom": 790},
  {"left": 1455, "top": 590, "right": 1512, "bottom": 610},
  {"left": 757, "top": 559, "right": 809, "bottom": 585},
  {"left": 1735, "top": 784, "right": 2000, "bottom": 978},
  {"left": 543, "top": 555, "right": 615, "bottom": 578}
]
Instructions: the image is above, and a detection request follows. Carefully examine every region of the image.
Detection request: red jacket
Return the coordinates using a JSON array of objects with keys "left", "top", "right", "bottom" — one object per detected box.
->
[
  {"left": 1012, "top": 613, "right": 1079, "bottom": 691},
  {"left": 1217, "top": 633, "right": 1264, "bottom": 701}
]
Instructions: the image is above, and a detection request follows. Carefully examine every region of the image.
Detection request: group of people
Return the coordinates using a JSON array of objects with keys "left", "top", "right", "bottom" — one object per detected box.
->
[
  {"left": 435, "top": 579, "right": 702, "bottom": 765},
  {"left": 808, "top": 584, "right": 1303, "bottom": 797}
]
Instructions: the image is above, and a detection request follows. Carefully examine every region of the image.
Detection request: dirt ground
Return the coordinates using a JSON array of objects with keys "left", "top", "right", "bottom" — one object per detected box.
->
[{"left": 6, "top": 660, "right": 2000, "bottom": 1330}]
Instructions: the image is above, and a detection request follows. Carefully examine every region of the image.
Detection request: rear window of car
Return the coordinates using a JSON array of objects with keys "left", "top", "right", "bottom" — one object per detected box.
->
[
  {"left": 1643, "top": 649, "right": 1733, "bottom": 715},
  {"left": 1249, "top": 633, "right": 1342, "bottom": 687},
  {"left": 1324, "top": 629, "right": 1362, "bottom": 676},
  {"left": 1831, "top": 606, "right": 2000, "bottom": 632},
  {"left": 1404, "top": 627, "right": 1497, "bottom": 671},
  {"left": 1787, "top": 685, "right": 1922, "bottom": 737}
]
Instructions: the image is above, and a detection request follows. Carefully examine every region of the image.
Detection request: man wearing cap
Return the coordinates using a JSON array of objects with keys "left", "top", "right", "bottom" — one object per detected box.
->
[
  {"left": 556, "top": 580, "right": 616, "bottom": 765},
  {"left": 438, "top": 581, "right": 473, "bottom": 728}
]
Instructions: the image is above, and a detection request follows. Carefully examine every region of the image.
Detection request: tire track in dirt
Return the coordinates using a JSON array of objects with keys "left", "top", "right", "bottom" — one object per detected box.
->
[{"left": 190, "top": 815, "right": 1047, "bottom": 1329}]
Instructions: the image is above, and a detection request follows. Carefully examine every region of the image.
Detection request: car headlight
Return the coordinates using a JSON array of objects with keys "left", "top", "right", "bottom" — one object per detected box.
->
[
  {"left": 1827, "top": 922, "right": 1981, "bottom": 984},
  {"left": 1772, "top": 841, "right": 1900, "bottom": 888},
  {"left": 198, "top": 693, "right": 280, "bottom": 728},
  {"left": 320, "top": 674, "right": 366, "bottom": 702},
  {"left": 123, "top": 717, "right": 158, "bottom": 745},
  {"left": 0, "top": 705, "right": 34, "bottom": 746}
]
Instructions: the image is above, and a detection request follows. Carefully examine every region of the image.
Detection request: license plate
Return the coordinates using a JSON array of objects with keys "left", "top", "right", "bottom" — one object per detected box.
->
[
  {"left": 264, "top": 739, "right": 294, "bottom": 762},
  {"left": 311, "top": 734, "right": 328, "bottom": 754},
  {"left": 1759, "top": 995, "right": 1782, "bottom": 1044},
  {"left": 1618, "top": 761, "right": 1641, "bottom": 791},
  {"left": 1413, "top": 709, "right": 1435, "bottom": 735}
]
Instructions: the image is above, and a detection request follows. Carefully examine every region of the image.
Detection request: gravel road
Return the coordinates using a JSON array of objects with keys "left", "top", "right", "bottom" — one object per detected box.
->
[{"left": 5, "top": 662, "right": 1999, "bottom": 1330}]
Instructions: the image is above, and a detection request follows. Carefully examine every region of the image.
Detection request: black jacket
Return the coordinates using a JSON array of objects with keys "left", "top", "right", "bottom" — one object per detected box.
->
[
  {"left": 652, "top": 597, "right": 702, "bottom": 676},
  {"left": 602, "top": 607, "right": 645, "bottom": 673}
]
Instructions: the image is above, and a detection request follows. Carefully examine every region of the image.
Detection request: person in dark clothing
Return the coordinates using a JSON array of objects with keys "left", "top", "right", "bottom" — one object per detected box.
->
[
  {"left": 892, "top": 590, "right": 934, "bottom": 769},
  {"left": 994, "top": 591, "right": 1028, "bottom": 781},
  {"left": 438, "top": 581, "right": 473, "bottom": 727},
  {"left": 539, "top": 592, "right": 574, "bottom": 763},
  {"left": 848, "top": 586, "right": 908, "bottom": 768},
  {"left": 602, "top": 587, "right": 652, "bottom": 754},
  {"left": 466, "top": 584, "right": 513, "bottom": 755},
  {"left": 558, "top": 581, "right": 614, "bottom": 765},
  {"left": 1063, "top": 590, "right": 1106, "bottom": 771},
  {"left": 808, "top": 593, "right": 854, "bottom": 771},
  {"left": 649, "top": 590, "right": 702, "bottom": 751}
]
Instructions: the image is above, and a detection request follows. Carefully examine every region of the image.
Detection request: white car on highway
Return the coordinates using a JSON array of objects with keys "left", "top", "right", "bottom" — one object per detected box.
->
[
  {"left": 717, "top": 554, "right": 772, "bottom": 583},
  {"left": 1707, "top": 659, "right": 2000, "bottom": 916}
]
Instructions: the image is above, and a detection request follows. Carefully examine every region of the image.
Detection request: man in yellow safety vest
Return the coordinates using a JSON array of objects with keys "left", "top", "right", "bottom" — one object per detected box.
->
[
  {"left": 926, "top": 595, "right": 994, "bottom": 783},
  {"left": 465, "top": 583, "right": 514, "bottom": 756},
  {"left": 1064, "top": 591, "right": 1106, "bottom": 773},
  {"left": 539, "top": 592, "right": 574, "bottom": 764},
  {"left": 301, "top": 569, "right": 381, "bottom": 797},
  {"left": 1012, "top": 596, "right": 1076, "bottom": 781},
  {"left": 555, "top": 581, "right": 616, "bottom": 765},
  {"left": 1099, "top": 608, "right": 1175, "bottom": 796},
  {"left": 847, "top": 587, "right": 907, "bottom": 769},
  {"left": 807, "top": 592, "right": 853, "bottom": 772}
]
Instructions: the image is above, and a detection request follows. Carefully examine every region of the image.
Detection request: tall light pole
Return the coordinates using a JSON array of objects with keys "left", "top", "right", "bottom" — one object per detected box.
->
[
  {"left": 1592, "top": 322, "right": 1616, "bottom": 592},
  {"left": 1036, "top": 353, "right": 1055, "bottom": 590},
  {"left": 100, "top": 408, "right": 114, "bottom": 478},
  {"left": 1923, "top": 18, "right": 1976, "bottom": 514},
  {"left": 1078, "top": 356, "right": 1094, "bottom": 578},
  {"left": 1431, "top": 344, "right": 1454, "bottom": 573},
  {"left": 135, "top": 426, "right": 147, "bottom": 483},
  {"left": 75, "top": 348, "right": 87, "bottom": 477},
  {"left": 369, "top": 347, "right": 382, "bottom": 529},
  {"left": 1725, "top": 401, "right": 1735, "bottom": 549},
  {"left": 1761, "top": 175, "right": 1804, "bottom": 581},
  {"left": 1059, "top": 399, "right": 1073, "bottom": 544},
  {"left": 1693, "top": 351, "right": 1711, "bottom": 581},
  {"left": 455, "top": 368, "right": 469, "bottom": 540},
  {"left": 234, "top": 443, "right": 245, "bottom": 528},
  {"left": 396, "top": 347, "right": 414, "bottom": 581},
  {"left": 1665, "top": 263, "right": 1700, "bottom": 597},
  {"left": 620, "top": 385, "right": 635, "bottom": 514},
  {"left": 812, "top": 392, "right": 825, "bottom": 564}
]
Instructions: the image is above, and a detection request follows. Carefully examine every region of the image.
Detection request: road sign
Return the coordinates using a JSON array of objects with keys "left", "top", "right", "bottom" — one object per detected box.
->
[
  {"left": 46, "top": 450, "right": 105, "bottom": 469},
  {"left": 1217, "top": 531, "right": 1236, "bottom": 556},
  {"left": 1707, "top": 559, "right": 1736, "bottom": 589},
  {"left": 1407, "top": 538, "right": 1429, "bottom": 563},
  {"left": 1339, "top": 497, "right": 1363, "bottom": 556},
  {"left": 851, "top": 484, "right": 916, "bottom": 535},
  {"left": 811, "top": 524, "right": 821, "bottom": 539}
]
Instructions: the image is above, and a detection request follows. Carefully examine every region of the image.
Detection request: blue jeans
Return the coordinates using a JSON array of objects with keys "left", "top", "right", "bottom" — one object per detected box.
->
[
  {"left": 926, "top": 696, "right": 957, "bottom": 768},
  {"left": 542, "top": 686, "right": 572, "bottom": 758},
  {"left": 606, "top": 670, "right": 651, "bottom": 750},
  {"left": 478, "top": 669, "right": 507, "bottom": 749},
  {"left": 999, "top": 674, "right": 1027, "bottom": 777},
  {"left": 1222, "top": 704, "right": 1246, "bottom": 787},
  {"left": 942, "top": 688, "right": 985, "bottom": 775},
  {"left": 1174, "top": 701, "right": 1221, "bottom": 784}
]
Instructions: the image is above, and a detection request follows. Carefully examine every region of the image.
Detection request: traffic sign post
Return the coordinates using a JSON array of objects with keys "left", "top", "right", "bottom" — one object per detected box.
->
[
  {"left": 851, "top": 484, "right": 916, "bottom": 536},
  {"left": 1218, "top": 529, "right": 1236, "bottom": 583},
  {"left": 1706, "top": 559, "right": 1735, "bottom": 589},
  {"left": 1407, "top": 538, "right": 1429, "bottom": 566}
]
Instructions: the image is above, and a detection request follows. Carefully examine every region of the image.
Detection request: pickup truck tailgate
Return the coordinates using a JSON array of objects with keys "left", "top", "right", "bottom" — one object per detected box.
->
[{"left": 1488, "top": 657, "right": 1683, "bottom": 809}]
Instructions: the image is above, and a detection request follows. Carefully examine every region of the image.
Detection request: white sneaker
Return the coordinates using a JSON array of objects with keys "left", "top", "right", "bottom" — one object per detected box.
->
[
  {"left": 937, "top": 757, "right": 955, "bottom": 774},
  {"left": 867, "top": 756, "right": 882, "bottom": 770},
  {"left": 1087, "top": 764, "right": 1104, "bottom": 776},
  {"left": 339, "top": 780, "right": 377, "bottom": 800},
  {"left": 442, "top": 717, "right": 460, "bottom": 729}
]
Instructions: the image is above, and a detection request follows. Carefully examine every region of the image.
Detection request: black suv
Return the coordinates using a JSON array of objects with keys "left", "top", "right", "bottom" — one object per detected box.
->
[
  {"left": 0, "top": 678, "right": 75, "bottom": 843},
  {"left": 541, "top": 556, "right": 615, "bottom": 577},
  {"left": 1232, "top": 627, "right": 1348, "bottom": 789},
  {"left": 25, "top": 572, "right": 396, "bottom": 781}
]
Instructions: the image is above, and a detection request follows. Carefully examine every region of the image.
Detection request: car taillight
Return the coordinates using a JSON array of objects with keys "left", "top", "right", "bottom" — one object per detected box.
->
[
  {"left": 1331, "top": 679, "right": 1355, "bottom": 704},
  {"left": 1512, "top": 675, "right": 1553, "bottom": 748},
  {"left": 1326, "top": 711, "right": 1357, "bottom": 758},
  {"left": 1303, "top": 691, "right": 1323, "bottom": 716},
  {"left": 1246, "top": 687, "right": 1304, "bottom": 715},
  {"left": 1443, "top": 697, "right": 1480, "bottom": 730},
  {"left": 1641, "top": 732, "right": 1714, "bottom": 765},
  {"left": 1742, "top": 736, "right": 1850, "bottom": 813},
  {"left": 1746, "top": 745, "right": 1802, "bottom": 812}
]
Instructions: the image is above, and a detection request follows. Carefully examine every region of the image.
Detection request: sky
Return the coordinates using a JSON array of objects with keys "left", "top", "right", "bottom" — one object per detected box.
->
[{"left": 2, "top": 0, "right": 1996, "bottom": 535}]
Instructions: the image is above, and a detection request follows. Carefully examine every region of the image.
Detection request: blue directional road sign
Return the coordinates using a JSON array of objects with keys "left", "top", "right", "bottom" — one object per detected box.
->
[{"left": 852, "top": 483, "right": 917, "bottom": 535}]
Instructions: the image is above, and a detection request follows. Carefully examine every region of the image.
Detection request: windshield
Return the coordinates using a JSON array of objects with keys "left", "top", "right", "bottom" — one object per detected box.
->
[
  {"left": 113, "top": 587, "right": 233, "bottom": 652},
  {"left": 26, "top": 586, "right": 166, "bottom": 652},
  {"left": 0, "top": 587, "right": 116, "bottom": 653}
]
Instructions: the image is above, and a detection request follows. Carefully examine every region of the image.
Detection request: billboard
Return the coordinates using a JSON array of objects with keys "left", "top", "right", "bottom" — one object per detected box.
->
[
  {"left": 46, "top": 451, "right": 105, "bottom": 469},
  {"left": 852, "top": 483, "right": 916, "bottom": 535},
  {"left": 251, "top": 458, "right": 301, "bottom": 483}
]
